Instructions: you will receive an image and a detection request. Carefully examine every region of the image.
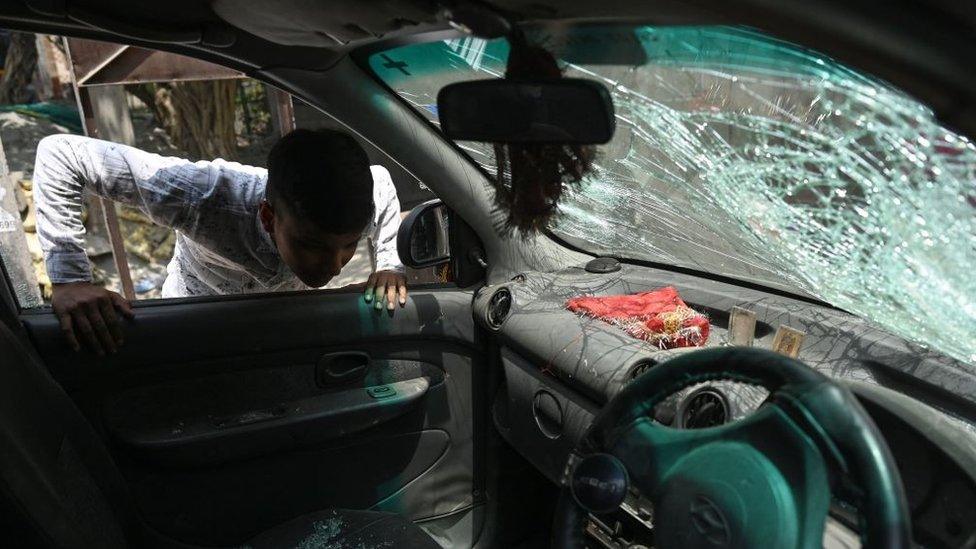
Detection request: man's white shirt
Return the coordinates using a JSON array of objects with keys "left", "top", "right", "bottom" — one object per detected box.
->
[{"left": 32, "top": 134, "right": 403, "bottom": 298}]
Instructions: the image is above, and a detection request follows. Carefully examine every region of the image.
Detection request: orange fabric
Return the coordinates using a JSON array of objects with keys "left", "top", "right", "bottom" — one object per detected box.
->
[
  {"left": 566, "top": 286, "right": 710, "bottom": 348},
  {"left": 566, "top": 286, "right": 685, "bottom": 319}
]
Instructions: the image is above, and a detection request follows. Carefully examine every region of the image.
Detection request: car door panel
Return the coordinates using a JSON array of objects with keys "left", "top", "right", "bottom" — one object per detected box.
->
[
  {"left": 21, "top": 288, "right": 475, "bottom": 382},
  {"left": 109, "top": 375, "right": 433, "bottom": 466},
  {"left": 131, "top": 428, "right": 451, "bottom": 545},
  {"left": 19, "top": 287, "right": 484, "bottom": 545}
]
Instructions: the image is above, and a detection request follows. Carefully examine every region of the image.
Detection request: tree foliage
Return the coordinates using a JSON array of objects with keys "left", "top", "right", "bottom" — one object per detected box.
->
[{"left": 129, "top": 80, "right": 239, "bottom": 161}]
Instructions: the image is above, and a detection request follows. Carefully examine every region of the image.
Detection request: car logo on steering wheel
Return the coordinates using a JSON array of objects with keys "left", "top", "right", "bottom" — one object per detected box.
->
[{"left": 689, "top": 495, "right": 731, "bottom": 546}]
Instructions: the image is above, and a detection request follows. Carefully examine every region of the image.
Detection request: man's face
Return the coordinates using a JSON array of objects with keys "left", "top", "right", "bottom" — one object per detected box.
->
[{"left": 260, "top": 201, "right": 363, "bottom": 288}]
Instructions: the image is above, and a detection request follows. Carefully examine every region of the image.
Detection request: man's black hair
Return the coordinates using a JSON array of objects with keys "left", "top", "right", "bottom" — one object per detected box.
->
[{"left": 266, "top": 128, "right": 373, "bottom": 233}]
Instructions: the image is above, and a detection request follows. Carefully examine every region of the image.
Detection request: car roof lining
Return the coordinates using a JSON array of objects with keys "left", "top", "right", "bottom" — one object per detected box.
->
[
  {"left": 1, "top": 0, "right": 975, "bottom": 137},
  {"left": 6, "top": 0, "right": 448, "bottom": 73}
]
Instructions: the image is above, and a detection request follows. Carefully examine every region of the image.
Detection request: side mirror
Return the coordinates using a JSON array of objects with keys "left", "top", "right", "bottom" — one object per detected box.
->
[{"left": 398, "top": 199, "right": 450, "bottom": 268}]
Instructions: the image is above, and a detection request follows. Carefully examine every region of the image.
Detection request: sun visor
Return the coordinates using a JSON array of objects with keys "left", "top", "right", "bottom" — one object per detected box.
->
[{"left": 211, "top": 0, "right": 440, "bottom": 47}]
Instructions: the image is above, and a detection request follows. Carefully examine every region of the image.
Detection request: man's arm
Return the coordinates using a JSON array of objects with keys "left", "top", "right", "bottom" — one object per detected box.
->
[
  {"left": 363, "top": 165, "right": 407, "bottom": 310},
  {"left": 32, "top": 134, "right": 259, "bottom": 353},
  {"left": 33, "top": 134, "right": 206, "bottom": 284}
]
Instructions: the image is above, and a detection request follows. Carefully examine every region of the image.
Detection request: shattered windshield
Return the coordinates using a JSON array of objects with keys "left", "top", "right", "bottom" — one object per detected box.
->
[{"left": 369, "top": 26, "right": 976, "bottom": 367}]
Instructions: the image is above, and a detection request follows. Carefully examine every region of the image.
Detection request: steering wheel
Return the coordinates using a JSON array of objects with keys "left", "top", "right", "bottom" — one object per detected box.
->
[{"left": 552, "top": 347, "right": 911, "bottom": 549}]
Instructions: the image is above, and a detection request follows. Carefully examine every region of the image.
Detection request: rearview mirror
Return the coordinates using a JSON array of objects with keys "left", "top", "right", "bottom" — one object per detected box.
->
[
  {"left": 437, "top": 78, "right": 615, "bottom": 144},
  {"left": 397, "top": 199, "right": 450, "bottom": 268}
]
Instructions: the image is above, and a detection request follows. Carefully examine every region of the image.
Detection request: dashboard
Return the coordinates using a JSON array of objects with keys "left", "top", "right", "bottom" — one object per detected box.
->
[{"left": 476, "top": 262, "right": 976, "bottom": 548}]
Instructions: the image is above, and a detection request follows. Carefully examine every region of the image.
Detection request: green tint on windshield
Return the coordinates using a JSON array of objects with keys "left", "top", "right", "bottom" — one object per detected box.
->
[
  {"left": 370, "top": 26, "right": 976, "bottom": 367},
  {"left": 369, "top": 35, "right": 509, "bottom": 169}
]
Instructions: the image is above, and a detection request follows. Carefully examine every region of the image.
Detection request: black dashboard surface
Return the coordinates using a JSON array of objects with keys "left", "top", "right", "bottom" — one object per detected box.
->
[{"left": 479, "top": 263, "right": 976, "bottom": 547}]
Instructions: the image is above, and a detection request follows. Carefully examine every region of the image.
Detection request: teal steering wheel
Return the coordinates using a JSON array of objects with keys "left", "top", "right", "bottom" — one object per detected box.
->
[{"left": 552, "top": 347, "right": 911, "bottom": 549}]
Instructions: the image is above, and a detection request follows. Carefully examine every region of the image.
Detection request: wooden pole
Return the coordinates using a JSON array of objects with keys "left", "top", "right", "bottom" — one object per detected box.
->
[
  {"left": 272, "top": 88, "right": 295, "bottom": 136},
  {"left": 65, "top": 37, "right": 136, "bottom": 300},
  {"left": 77, "top": 86, "right": 136, "bottom": 300}
]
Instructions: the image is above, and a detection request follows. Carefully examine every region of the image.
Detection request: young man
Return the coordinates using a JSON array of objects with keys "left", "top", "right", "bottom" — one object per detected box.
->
[{"left": 33, "top": 128, "right": 407, "bottom": 356}]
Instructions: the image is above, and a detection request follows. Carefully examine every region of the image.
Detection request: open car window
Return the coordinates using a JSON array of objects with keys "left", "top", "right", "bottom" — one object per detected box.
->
[
  {"left": 368, "top": 25, "right": 976, "bottom": 367},
  {"left": 0, "top": 31, "right": 435, "bottom": 309}
]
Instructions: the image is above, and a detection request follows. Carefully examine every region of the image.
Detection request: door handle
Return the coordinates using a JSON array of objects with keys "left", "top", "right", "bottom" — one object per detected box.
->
[{"left": 316, "top": 352, "right": 370, "bottom": 387}]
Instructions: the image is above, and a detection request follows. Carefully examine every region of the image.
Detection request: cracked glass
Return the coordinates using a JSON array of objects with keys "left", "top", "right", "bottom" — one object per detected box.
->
[{"left": 370, "top": 26, "right": 976, "bottom": 366}]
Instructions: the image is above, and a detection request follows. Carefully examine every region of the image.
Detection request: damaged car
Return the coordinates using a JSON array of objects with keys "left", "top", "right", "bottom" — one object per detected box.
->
[{"left": 0, "top": 1, "right": 975, "bottom": 548}]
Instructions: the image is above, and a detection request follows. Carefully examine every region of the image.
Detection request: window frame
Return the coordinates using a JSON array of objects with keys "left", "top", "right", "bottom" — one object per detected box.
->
[
  {"left": 0, "top": 253, "right": 19, "bottom": 324},
  {"left": 0, "top": 28, "right": 439, "bottom": 311}
]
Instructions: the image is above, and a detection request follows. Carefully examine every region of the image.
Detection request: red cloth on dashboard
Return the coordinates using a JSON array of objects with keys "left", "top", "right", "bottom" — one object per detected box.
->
[
  {"left": 566, "top": 286, "right": 685, "bottom": 319},
  {"left": 566, "top": 286, "right": 710, "bottom": 348}
]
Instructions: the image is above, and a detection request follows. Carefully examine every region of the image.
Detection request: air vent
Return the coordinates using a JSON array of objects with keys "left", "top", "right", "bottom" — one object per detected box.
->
[
  {"left": 678, "top": 388, "right": 728, "bottom": 429},
  {"left": 486, "top": 288, "right": 512, "bottom": 329},
  {"left": 629, "top": 360, "right": 655, "bottom": 380}
]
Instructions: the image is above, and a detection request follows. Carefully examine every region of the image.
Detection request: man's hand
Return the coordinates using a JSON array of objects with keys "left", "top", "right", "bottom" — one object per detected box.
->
[
  {"left": 51, "top": 282, "right": 134, "bottom": 355},
  {"left": 364, "top": 270, "right": 408, "bottom": 311}
]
